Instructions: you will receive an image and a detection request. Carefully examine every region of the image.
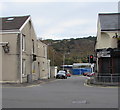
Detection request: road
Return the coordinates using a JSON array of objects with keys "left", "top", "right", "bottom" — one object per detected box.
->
[{"left": 2, "top": 76, "right": 118, "bottom": 108}]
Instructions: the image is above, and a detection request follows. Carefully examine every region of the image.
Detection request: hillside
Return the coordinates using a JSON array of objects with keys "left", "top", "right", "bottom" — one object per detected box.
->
[{"left": 43, "top": 36, "right": 96, "bottom": 67}]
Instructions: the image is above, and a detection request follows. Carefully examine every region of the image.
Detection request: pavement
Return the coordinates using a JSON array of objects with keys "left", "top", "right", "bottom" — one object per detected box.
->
[
  {"left": 1, "top": 78, "right": 56, "bottom": 88},
  {"left": 86, "top": 77, "right": 120, "bottom": 87}
]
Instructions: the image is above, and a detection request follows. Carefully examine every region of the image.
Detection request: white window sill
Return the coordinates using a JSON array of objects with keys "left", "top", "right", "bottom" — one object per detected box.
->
[
  {"left": 22, "top": 50, "right": 26, "bottom": 53},
  {"left": 22, "top": 74, "right": 27, "bottom": 78}
]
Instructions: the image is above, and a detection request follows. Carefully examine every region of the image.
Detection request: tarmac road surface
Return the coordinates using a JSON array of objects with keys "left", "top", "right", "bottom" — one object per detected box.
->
[{"left": 2, "top": 76, "right": 118, "bottom": 108}]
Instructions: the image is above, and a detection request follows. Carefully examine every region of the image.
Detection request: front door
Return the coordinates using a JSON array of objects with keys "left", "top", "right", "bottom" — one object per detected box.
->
[
  {"left": 38, "top": 62, "right": 40, "bottom": 79},
  {"left": 98, "top": 57, "right": 111, "bottom": 75},
  {"left": 112, "top": 57, "right": 120, "bottom": 75}
]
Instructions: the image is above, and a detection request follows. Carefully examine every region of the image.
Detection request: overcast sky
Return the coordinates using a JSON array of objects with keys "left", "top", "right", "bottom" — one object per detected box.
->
[{"left": 0, "top": 0, "right": 119, "bottom": 40}]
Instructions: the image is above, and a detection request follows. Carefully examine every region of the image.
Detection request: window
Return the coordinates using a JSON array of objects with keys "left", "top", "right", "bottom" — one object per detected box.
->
[
  {"left": 6, "top": 17, "right": 14, "bottom": 23},
  {"left": 32, "top": 39, "right": 35, "bottom": 53},
  {"left": 22, "top": 59, "right": 26, "bottom": 76},
  {"left": 7, "top": 18, "right": 14, "bottom": 21},
  {"left": 22, "top": 34, "right": 26, "bottom": 51},
  {"left": 43, "top": 46, "right": 45, "bottom": 56},
  {"left": 118, "top": 40, "right": 120, "bottom": 49},
  {"left": 32, "top": 62, "right": 35, "bottom": 73},
  {"left": 29, "top": 21, "right": 32, "bottom": 29},
  {"left": 43, "top": 46, "right": 47, "bottom": 58}
]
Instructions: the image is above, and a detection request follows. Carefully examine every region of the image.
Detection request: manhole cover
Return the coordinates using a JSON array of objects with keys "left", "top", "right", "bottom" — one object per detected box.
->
[{"left": 72, "top": 100, "right": 87, "bottom": 104}]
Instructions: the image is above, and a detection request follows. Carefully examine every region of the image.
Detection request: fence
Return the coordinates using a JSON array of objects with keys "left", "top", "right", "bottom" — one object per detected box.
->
[{"left": 94, "top": 74, "right": 120, "bottom": 83}]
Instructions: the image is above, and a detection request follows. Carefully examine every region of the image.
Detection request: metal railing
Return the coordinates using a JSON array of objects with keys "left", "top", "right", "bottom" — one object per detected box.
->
[{"left": 92, "top": 74, "right": 120, "bottom": 84}]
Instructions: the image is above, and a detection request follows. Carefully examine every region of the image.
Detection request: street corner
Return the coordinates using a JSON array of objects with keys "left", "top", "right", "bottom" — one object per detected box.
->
[
  {"left": 1, "top": 80, "right": 42, "bottom": 88},
  {"left": 84, "top": 80, "right": 119, "bottom": 88},
  {"left": 1, "top": 78, "right": 57, "bottom": 88}
]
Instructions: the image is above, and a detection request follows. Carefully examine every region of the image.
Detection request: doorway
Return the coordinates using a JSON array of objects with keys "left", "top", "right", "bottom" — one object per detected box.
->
[
  {"left": 98, "top": 57, "right": 111, "bottom": 75},
  {"left": 38, "top": 62, "right": 40, "bottom": 79}
]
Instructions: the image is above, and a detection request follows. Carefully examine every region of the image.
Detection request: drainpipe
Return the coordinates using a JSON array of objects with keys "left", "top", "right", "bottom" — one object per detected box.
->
[{"left": 20, "top": 33, "right": 22, "bottom": 83}]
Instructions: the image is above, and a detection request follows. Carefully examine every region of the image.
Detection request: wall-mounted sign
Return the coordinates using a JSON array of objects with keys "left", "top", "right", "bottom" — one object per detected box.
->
[
  {"left": 97, "top": 50, "right": 111, "bottom": 58},
  {"left": 111, "top": 50, "right": 120, "bottom": 57}
]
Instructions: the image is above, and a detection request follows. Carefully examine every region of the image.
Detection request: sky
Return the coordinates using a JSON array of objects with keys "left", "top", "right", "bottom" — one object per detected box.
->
[{"left": 0, "top": 0, "right": 119, "bottom": 40}]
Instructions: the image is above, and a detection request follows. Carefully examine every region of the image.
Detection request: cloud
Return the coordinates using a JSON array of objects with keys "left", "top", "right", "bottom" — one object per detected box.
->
[
  {"left": 41, "top": 19, "right": 89, "bottom": 34},
  {"left": 45, "top": 28, "right": 65, "bottom": 35},
  {"left": 37, "top": 19, "right": 95, "bottom": 39},
  {"left": 52, "top": 19, "right": 88, "bottom": 32},
  {"left": 61, "top": 19, "right": 89, "bottom": 28},
  {"left": 0, "top": 2, "right": 7, "bottom": 14},
  {"left": 33, "top": 17, "right": 50, "bottom": 26},
  {"left": 40, "top": 28, "right": 97, "bottom": 40},
  {"left": 1, "top": 2, "right": 117, "bottom": 40},
  {"left": 1, "top": 0, "right": 118, "bottom": 2}
]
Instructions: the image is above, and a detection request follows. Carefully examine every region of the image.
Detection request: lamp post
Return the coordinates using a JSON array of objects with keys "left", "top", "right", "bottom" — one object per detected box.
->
[
  {"left": 63, "top": 54, "right": 65, "bottom": 70},
  {"left": 63, "top": 52, "right": 70, "bottom": 70},
  {"left": 52, "top": 49, "right": 55, "bottom": 66}
]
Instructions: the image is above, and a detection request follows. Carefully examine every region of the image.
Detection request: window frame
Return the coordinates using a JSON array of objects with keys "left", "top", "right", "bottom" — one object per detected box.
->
[
  {"left": 32, "top": 39, "right": 35, "bottom": 54},
  {"left": 22, "top": 34, "right": 26, "bottom": 51},
  {"left": 22, "top": 59, "right": 26, "bottom": 76}
]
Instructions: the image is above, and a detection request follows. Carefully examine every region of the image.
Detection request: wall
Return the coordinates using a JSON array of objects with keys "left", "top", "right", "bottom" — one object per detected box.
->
[
  {"left": 95, "top": 20, "right": 119, "bottom": 75},
  {"left": 96, "top": 31, "right": 118, "bottom": 49},
  {"left": 21, "top": 20, "right": 38, "bottom": 82},
  {"left": 0, "top": 60, "right": 1, "bottom": 109},
  {"left": 0, "top": 34, "right": 2, "bottom": 82},
  {"left": 1, "top": 19, "right": 38, "bottom": 83},
  {"left": 37, "top": 41, "right": 48, "bottom": 79},
  {"left": 50, "top": 66, "right": 58, "bottom": 78},
  {"left": 1, "top": 33, "right": 20, "bottom": 82},
  {"left": 0, "top": 18, "right": 49, "bottom": 83},
  {"left": 95, "top": 20, "right": 118, "bottom": 49}
]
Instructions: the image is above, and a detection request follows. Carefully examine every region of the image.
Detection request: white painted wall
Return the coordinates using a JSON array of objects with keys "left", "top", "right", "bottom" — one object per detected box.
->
[{"left": 50, "top": 66, "right": 58, "bottom": 78}]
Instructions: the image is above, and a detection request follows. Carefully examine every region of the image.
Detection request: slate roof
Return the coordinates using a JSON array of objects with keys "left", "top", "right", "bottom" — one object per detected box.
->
[
  {"left": 0, "top": 15, "right": 30, "bottom": 30},
  {"left": 99, "top": 13, "right": 120, "bottom": 31}
]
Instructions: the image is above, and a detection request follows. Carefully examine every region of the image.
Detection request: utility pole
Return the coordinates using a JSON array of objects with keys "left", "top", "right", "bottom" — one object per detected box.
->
[
  {"left": 52, "top": 49, "right": 54, "bottom": 66},
  {"left": 63, "top": 54, "right": 65, "bottom": 70},
  {"left": 63, "top": 52, "right": 70, "bottom": 70}
]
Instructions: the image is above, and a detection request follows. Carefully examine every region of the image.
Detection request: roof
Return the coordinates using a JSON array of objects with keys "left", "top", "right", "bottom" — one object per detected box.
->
[
  {"left": 0, "top": 15, "right": 30, "bottom": 30},
  {"left": 73, "top": 63, "right": 92, "bottom": 66},
  {"left": 99, "top": 13, "right": 120, "bottom": 31}
]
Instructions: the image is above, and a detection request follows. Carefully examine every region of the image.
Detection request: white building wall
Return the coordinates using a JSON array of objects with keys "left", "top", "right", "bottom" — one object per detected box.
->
[{"left": 50, "top": 66, "right": 58, "bottom": 78}]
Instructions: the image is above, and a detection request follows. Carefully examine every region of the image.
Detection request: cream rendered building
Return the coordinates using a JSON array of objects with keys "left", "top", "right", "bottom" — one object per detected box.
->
[
  {"left": 0, "top": 15, "right": 49, "bottom": 83},
  {"left": 37, "top": 40, "right": 50, "bottom": 79},
  {"left": 95, "top": 13, "right": 120, "bottom": 78},
  {"left": 96, "top": 14, "right": 118, "bottom": 50}
]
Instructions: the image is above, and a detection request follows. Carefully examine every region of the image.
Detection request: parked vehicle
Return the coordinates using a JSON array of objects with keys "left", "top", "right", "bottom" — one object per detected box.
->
[
  {"left": 83, "top": 72, "right": 89, "bottom": 76},
  {"left": 65, "top": 71, "right": 71, "bottom": 77},
  {"left": 56, "top": 70, "right": 67, "bottom": 79},
  {"left": 87, "top": 72, "right": 95, "bottom": 77}
]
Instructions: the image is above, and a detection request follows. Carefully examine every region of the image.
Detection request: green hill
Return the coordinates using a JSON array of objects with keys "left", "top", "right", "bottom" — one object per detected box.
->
[{"left": 43, "top": 36, "right": 96, "bottom": 67}]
